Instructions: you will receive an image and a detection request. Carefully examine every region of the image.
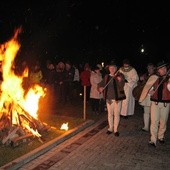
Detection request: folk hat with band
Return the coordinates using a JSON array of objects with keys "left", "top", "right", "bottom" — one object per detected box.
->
[{"left": 156, "top": 61, "right": 168, "bottom": 69}]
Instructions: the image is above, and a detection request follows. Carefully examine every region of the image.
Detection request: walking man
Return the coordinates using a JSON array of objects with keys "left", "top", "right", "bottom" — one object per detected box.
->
[
  {"left": 140, "top": 61, "right": 170, "bottom": 147},
  {"left": 98, "top": 61, "right": 126, "bottom": 136}
]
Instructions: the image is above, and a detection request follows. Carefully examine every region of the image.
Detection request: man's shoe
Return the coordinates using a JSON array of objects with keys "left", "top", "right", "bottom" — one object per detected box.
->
[
  {"left": 148, "top": 141, "right": 156, "bottom": 147},
  {"left": 114, "top": 132, "right": 120, "bottom": 137},
  {"left": 158, "top": 138, "right": 165, "bottom": 144},
  {"left": 120, "top": 115, "right": 128, "bottom": 119},
  {"left": 106, "top": 130, "right": 112, "bottom": 135}
]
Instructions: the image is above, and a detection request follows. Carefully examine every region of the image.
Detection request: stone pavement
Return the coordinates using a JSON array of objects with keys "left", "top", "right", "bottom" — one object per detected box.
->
[{"left": 1, "top": 104, "right": 170, "bottom": 170}]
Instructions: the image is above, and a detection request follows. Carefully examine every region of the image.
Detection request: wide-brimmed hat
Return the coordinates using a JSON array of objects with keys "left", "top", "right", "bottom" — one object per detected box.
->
[{"left": 156, "top": 61, "right": 168, "bottom": 69}]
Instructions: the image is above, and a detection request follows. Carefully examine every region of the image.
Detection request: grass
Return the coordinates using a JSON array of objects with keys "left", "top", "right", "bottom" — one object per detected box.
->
[
  {"left": 0, "top": 95, "right": 106, "bottom": 167},
  {"left": 0, "top": 115, "right": 85, "bottom": 167}
]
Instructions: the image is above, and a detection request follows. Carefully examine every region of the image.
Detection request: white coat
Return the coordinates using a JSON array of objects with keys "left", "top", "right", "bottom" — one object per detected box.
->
[
  {"left": 90, "top": 71, "right": 103, "bottom": 99},
  {"left": 119, "top": 67, "right": 139, "bottom": 116}
]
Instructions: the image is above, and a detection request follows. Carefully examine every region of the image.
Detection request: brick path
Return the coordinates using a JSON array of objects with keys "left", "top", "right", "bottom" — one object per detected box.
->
[{"left": 2, "top": 104, "right": 170, "bottom": 170}]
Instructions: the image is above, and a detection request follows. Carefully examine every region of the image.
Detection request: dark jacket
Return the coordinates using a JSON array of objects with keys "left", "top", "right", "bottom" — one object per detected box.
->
[
  {"left": 151, "top": 75, "right": 170, "bottom": 103},
  {"left": 98, "top": 72, "right": 126, "bottom": 101}
]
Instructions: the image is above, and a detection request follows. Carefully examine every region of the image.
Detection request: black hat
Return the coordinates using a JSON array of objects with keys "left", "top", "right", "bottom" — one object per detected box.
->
[
  {"left": 108, "top": 60, "right": 117, "bottom": 67},
  {"left": 156, "top": 61, "right": 168, "bottom": 69}
]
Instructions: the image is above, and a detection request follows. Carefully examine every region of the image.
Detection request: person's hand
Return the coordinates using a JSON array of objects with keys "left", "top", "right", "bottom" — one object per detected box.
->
[
  {"left": 148, "top": 90, "right": 155, "bottom": 96},
  {"left": 116, "top": 76, "right": 121, "bottom": 82},
  {"left": 140, "top": 75, "right": 145, "bottom": 81},
  {"left": 98, "top": 87, "right": 104, "bottom": 93}
]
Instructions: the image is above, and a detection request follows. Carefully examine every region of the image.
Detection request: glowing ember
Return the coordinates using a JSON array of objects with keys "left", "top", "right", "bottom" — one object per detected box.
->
[
  {"left": 0, "top": 28, "right": 46, "bottom": 139},
  {"left": 60, "top": 123, "right": 69, "bottom": 131}
]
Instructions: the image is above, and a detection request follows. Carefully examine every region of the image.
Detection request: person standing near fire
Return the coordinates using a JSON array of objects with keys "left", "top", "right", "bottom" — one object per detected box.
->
[
  {"left": 140, "top": 61, "right": 170, "bottom": 147},
  {"left": 90, "top": 65, "right": 103, "bottom": 115},
  {"left": 55, "top": 61, "right": 66, "bottom": 103},
  {"left": 98, "top": 61, "right": 126, "bottom": 136},
  {"left": 80, "top": 63, "right": 91, "bottom": 103},
  {"left": 64, "top": 61, "right": 75, "bottom": 103},
  {"left": 119, "top": 59, "right": 139, "bottom": 118},
  {"left": 29, "top": 61, "right": 43, "bottom": 85}
]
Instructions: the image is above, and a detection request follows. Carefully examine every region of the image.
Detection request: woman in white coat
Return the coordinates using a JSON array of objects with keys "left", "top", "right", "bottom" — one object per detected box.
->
[{"left": 90, "top": 66, "right": 103, "bottom": 114}]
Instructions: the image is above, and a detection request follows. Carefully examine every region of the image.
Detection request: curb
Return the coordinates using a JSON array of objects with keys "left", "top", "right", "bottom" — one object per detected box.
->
[{"left": 1, "top": 119, "right": 95, "bottom": 170}]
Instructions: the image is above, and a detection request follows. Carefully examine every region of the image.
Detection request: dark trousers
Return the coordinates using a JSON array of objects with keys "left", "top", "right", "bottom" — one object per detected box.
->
[
  {"left": 81, "top": 86, "right": 91, "bottom": 102},
  {"left": 90, "top": 98, "right": 100, "bottom": 112},
  {"left": 55, "top": 84, "right": 65, "bottom": 103},
  {"left": 64, "top": 82, "right": 73, "bottom": 102}
]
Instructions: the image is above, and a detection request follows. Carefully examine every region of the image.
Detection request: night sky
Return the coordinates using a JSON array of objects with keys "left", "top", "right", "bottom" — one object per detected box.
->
[{"left": 0, "top": 0, "right": 170, "bottom": 72}]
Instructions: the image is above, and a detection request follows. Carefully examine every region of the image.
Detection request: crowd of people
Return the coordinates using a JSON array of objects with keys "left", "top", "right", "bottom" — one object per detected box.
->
[{"left": 1, "top": 57, "right": 169, "bottom": 148}]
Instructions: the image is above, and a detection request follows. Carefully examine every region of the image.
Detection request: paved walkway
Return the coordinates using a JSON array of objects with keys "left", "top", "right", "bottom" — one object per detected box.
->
[{"left": 2, "top": 105, "right": 170, "bottom": 170}]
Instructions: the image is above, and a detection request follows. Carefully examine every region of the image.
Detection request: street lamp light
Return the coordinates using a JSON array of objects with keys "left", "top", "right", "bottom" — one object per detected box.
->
[
  {"left": 141, "top": 48, "right": 144, "bottom": 53},
  {"left": 140, "top": 44, "right": 145, "bottom": 53}
]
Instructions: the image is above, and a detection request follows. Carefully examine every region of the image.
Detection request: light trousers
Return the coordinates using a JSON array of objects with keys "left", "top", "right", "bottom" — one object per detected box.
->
[
  {"left": 150, "top": 102, "right": 170, "bottom": 144},
  {"left": 143, "top": 106, "right": 150, "bottom": 131},
  {"left": 106, "top": 100, "right": 122, "bottom": 133}
]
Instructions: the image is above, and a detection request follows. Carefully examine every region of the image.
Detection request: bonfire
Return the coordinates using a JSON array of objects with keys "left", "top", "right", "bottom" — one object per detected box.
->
[{"left": 0, "top": 28, "right": 48, "bottom": 147}]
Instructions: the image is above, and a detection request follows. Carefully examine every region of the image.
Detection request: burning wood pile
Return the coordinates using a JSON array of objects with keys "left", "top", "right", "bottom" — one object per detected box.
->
[{"left": 0, "top": 29, "right": 49, "bottom": 147}]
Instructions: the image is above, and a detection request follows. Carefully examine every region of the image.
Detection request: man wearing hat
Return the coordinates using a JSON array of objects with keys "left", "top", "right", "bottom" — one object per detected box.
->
[
  {"left": 98, "top": 61, "right": 126, "bottom": 136},
  {"left": 119, "top": 59, "right": 139, "bottom": 118},
  {"left": 140, "top": 61, "right": 170, "bottom": 147}
]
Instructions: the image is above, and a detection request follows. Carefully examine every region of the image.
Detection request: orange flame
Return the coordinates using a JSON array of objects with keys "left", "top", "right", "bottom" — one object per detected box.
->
[
  {"left": 23, "top": 85, "right": 45, "bottom": 119},
  {"left": 0, "top": 28, "right": 45, "bottom": 137}
]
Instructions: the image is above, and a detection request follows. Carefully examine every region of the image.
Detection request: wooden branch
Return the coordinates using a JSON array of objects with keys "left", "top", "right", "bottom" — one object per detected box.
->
[
  {"left": 11, "top": 133, "right": 33, "bottom": 147},
  {"left": 2, "top": 126, "right": 19, "bottom": 144}
]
